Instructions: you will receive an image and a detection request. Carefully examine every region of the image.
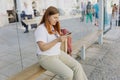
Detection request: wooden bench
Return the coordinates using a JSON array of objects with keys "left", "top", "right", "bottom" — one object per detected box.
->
[
  {"left": 22, "top": 17, "right": 41, "bottom": 29},
  {"left": 22, "top": 17, "right": 40, "bottom": 25},
  {"left": 8, "top": 63, "right": 46, "bottom": 80},
  {"left": 8, "top": 30, "right": 102, "bottom": 80}
]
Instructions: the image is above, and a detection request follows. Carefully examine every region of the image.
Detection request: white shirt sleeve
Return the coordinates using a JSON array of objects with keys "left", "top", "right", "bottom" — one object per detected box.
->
[{"left": 34, "top": 25, "right": 47, "bottom": 43}]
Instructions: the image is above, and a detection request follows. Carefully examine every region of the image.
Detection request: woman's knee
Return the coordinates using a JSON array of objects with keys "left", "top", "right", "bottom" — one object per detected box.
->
[
  {"left": 73, "top": 61, "right": 83, "bottom": 71},
  {"left": 62, "top": 70, "right": 73, "bottom": 80}
]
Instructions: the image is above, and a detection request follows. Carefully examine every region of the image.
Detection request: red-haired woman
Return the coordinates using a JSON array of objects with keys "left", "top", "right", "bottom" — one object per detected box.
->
[{"left": 34, "top": 6, "right": 88, "bottom": 80}]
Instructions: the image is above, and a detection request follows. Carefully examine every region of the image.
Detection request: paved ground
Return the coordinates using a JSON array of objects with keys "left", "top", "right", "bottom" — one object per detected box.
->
[
  {"left": 0, "top": 15, "right": 120, "bottom": 80},
  {"left": 80, "top": 27, "right": 120, "bottom": 80}
]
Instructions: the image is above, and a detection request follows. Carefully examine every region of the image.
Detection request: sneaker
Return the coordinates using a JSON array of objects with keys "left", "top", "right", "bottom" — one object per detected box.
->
[{"left": 24, "top": 30, "right": 29, "bottom": 33}]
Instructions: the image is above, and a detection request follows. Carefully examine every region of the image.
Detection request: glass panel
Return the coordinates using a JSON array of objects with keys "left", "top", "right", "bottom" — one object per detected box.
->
[
  {"left": 103, "top": 0, "right": 112, "bottom": 33},
  {"left": 0, "top": 0, "right": 38, "bottom": 79},
  {"left": 1, "top": 0, "right": 113, "bottom": 79},
  {"left": 0, "top": 0, "right": 22, "bottom": 79},
  {"left": 103, "top": 0, "right": 119, "bottom": 33}
]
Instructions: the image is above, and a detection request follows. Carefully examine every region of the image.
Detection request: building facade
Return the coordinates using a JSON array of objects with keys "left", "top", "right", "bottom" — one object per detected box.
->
[
  {"left": 0, "top": 0, "right": 80, "bottom": 27},
  {"left": 0, "top": 0, "right": 118, "bottom": 27},
  {"left": 0, "top": 0, "right": 14, "bottom": 27}
]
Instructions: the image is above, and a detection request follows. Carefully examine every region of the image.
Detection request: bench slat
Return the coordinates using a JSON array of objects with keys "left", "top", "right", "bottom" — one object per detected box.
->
[
  {"left": 8, "top": 63, "right": 46, "bottom": 80},
  {"left": 72, "top": 30, "right": 102, "bottom": 55}
]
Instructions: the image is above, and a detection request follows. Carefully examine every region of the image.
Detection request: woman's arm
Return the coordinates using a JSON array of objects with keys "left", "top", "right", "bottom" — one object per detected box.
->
[{"left": 37, "top": 36, "right": 67, "bottom": 51}]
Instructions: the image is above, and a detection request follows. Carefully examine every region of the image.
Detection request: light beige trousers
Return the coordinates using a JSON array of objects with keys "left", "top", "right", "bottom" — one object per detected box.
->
[{"left": 37, "top": 51, "right": 88, "bottom": 80}]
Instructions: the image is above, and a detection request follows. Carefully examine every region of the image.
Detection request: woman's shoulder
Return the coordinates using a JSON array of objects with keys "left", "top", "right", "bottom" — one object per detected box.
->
[
  {"left": 35, "top": 23, "right": 47, "bottom": 33},
  {"left": 37, "top": 23, "right": 46, "bottom": 30},
  {"left": 35, "top": 23, "right": 47, "bottom": 34}
]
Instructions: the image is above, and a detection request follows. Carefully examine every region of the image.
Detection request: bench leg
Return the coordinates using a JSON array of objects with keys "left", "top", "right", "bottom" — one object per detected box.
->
[{"left": 81, "top": 45, "right": 85, "bottom": 60}]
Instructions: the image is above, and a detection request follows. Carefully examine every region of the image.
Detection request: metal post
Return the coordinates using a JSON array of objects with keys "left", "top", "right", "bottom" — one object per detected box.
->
[
  {"left": 16, "top": 0, "right": 22, "bottom": 21},
  {"left": 98, "top": 0, "right": 104, "bottom": 45},
  {"left": 81, "top": 45, "right": 85, "bottom": 60},
  {"left": 117, "top": 0, "right": 120, "bottom": 27}
]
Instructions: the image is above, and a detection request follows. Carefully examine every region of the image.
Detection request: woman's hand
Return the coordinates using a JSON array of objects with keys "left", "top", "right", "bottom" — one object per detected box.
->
[{"left": 57, "top": 35, "right": 67, "bottom": 42}]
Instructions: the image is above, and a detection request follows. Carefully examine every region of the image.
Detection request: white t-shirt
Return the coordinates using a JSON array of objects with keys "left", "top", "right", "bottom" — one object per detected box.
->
[
  {"left": 24, "top": 7, "right": 33, "bottom": 15},
  {"left": 34, "top": 23, "right": 61, "bottom": 56}
]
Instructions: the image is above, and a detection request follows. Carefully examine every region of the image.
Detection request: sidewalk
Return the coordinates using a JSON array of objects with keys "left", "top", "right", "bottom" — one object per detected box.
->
[{"left": 80, "top": 27, "right": 120, "bottom": 80}]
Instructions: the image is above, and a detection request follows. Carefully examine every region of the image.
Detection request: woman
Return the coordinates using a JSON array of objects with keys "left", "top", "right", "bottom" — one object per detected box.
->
[{"left": 34, "top": 6, "right": 88, "bottom": 80}]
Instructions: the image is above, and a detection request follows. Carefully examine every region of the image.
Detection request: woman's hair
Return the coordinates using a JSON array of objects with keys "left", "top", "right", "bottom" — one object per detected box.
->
[{"left": 40, "top": 6, "right": 61, "bottom": 35}]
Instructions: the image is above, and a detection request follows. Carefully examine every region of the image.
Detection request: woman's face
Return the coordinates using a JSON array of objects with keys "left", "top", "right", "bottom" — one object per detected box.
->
[{"left": 48, "top": 13, "right": 59, "bottom": 26}]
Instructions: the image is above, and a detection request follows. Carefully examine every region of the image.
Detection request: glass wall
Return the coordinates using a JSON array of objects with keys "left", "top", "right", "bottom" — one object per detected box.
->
[
  {"left": 103, "top": 0, "right": 119, "bottom": 33},
  {"left": 0, "top": 0, "right": 101, "bottom": 79},
  {"left": 0, "top": 0, "right": 38, "bottom": 79}
]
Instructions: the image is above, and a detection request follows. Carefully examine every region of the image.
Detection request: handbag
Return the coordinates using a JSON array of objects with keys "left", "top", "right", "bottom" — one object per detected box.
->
[{"left": 61, "top": 28, "right": 72, "bottom": 56}]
